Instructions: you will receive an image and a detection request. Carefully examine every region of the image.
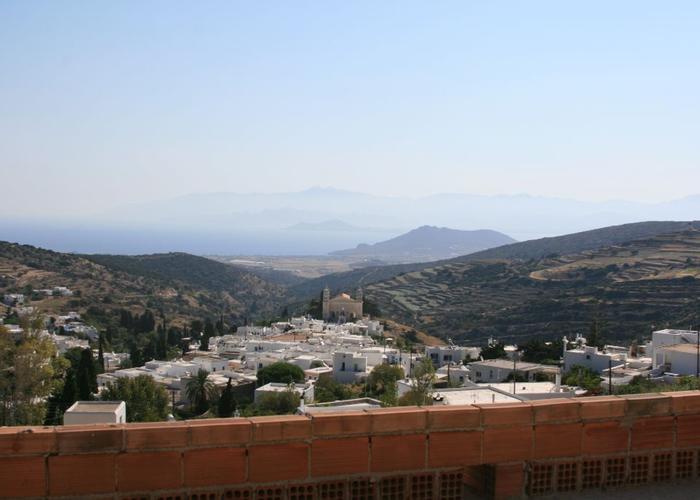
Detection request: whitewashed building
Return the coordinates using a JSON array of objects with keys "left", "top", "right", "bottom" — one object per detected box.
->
[
  {"left": 563, "top": 345, "right": 626, "bottom": 374},
  {"left": 254, "top": 382, "right": 314, "bottom": 404},
  {"left": 652, "top": 329, "right": 698, "bottom": 369},
  {"left": 332, "top": 351, "right": 369, "bottom": 383},
  {"left": 64, "top": 401, "right": 126, "bottom": 425},
  {"left": 655, "top": 344, "right": 700, "bottom": 376},
  {"left": 426, "top": 345, "right": 479, "bottom": 367}
]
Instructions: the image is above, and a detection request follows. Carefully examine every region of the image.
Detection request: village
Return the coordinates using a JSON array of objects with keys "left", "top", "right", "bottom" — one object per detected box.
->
[{"left": 4, "top": 286, "right": 700, "bottom": 425}]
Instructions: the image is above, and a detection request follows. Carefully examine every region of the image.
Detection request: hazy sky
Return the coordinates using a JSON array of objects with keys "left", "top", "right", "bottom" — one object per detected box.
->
[{"left": 1, "top": 1, "right": 699, "bottom": 216}]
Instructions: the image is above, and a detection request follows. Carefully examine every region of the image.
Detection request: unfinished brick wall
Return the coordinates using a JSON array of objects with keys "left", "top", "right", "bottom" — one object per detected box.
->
[{"left": 1, "top": 391, "right": 699, "bottom": 499}]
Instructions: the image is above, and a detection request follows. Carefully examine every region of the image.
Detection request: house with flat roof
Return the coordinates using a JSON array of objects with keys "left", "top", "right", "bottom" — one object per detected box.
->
[
  {"left": 467, "top": 358, "right": 550, "bottom": 383},
  {"left": 254, "top": 382, "right": 315, "bottom": 404},
  {"left": 63, "top": 401, "right": 126, "bottom": 425},
  {"left": 655, "top": 343, "right": 700, "bottom": 376},
  {"left": 651, "top": 329, "right": 698, "bottom": 369}
]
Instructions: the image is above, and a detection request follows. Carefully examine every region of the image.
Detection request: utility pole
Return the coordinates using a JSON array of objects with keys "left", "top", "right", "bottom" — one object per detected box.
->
[
  {"left": 608, "top": 358, "right": 613, "bottom": 395},
  {"left": 695, "top": 324, "right": 700, "bottom": 383}
]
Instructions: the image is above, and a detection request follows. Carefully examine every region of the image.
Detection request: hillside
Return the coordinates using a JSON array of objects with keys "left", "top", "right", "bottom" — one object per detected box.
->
[
  {"left": 289, "top": 221, "right": 700, "bottom": 301},
  {"left": 331, "top": 226, "right": 515, "bottom": 263},
  {"left": 0, "top": 242, "right": 287, "bottom": 325},
  {"left": 461, "top": 220, "right": 700, "bottom": 261},
  {"left": 364, "top": 228, "right": 700, "bottom": 344}
]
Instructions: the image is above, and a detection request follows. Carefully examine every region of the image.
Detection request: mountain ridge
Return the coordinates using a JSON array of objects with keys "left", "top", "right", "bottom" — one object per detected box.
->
[
  {"left": 0, "top": 242, "right": 289, "bottom": 326},
  {"left": 289, "top": 220, "right": 700, "bottom": 301},
  {"left": 331, "top": 225, "right": 515, "bottom": 263}
]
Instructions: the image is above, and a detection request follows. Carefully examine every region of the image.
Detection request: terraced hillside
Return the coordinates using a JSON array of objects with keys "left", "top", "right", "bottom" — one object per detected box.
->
[
  {"left": 0, "top": 242, "right": 287, "bottom": 325},
  {"left": 289, "top": 221, "right": 700, "bottom": 301},
  {"left": 365, "top": 229, "right": 700, "bottom": 344}
]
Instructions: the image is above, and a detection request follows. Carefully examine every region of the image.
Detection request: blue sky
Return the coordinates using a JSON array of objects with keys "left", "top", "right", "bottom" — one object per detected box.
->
[{"left": 1, "top": 1, "right": 699, "bottom": 216}]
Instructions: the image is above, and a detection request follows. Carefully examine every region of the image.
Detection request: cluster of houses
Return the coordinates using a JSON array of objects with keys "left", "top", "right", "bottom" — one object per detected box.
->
[
  {"left": 561, "top": 328, "right": 700, "bottom": 386},
  {"left": 93, "top": 316, "right": 588, "bottom": 412},
  {"left": 7, "top": 285, "right": 700, "bottom": 423},
  {"left": 2, "top": 286, "right": 74, "bottom": 307}
]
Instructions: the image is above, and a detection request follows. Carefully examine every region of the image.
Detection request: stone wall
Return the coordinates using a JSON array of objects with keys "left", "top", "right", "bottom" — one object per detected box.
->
[{"left": 1, "top": 392, "right": 699, "bottom": 499}]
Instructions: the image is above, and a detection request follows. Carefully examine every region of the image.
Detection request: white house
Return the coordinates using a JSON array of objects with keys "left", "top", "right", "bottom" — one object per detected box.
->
[
  {"left": 426, "top": 345, "right": 479, "bottom": 367},
  {"left": 563, "top": 345, "right": 626, "bottom": 374},
  {"left": 63, "top": 401, "right": 126, "bottom": 425},
  {"left": 467, "top": 359, "right": 549, "bottom": 383},
  {"left": 332, "top": 351, "right": 368, "bottom": 383},
  {"left": 652, "top": 329, "right": 698, "bottom": 369},
  {"left": 103, "top": 352, "right": 129, "bottom": 371},
  {"left": 52, "top": 286, "right": 73, "bottom": 297},
  {"left": 254, "top": 382, "right": 314, "bottom": 404},
  {"left": 655, "top": 344, "right": 700, "bottom": 376},
  {"left": 428, "top": 386, "right": 522, "bottom": 405},
  {"left": 2, "top": 293, "right": 24, "bottom": 306},
  {"left": 192, "top": 356, "right": 228, "bottom": 373},
  {"left": 289, "top": 354, "right": 323, "bottom": 370},
  {"left": 305, "top": 397, "right": 382, "bottom": 413},
  {"left": 436, "top": 363, "right": 471, "bottom": 386}
]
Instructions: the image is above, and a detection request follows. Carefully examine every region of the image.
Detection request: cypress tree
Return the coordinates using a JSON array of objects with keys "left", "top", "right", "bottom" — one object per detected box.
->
[
  {"left": 97, "top": 334, "right": 105, "bottom": 374},
  {"left": 60, "top": 370, "right": 78, "bottom": 412},
  {"left": 76, "top": 349, "right": 96, "bottom": 400},
  {"left": 200, "top": 333, "right": 210, "bottom": 352},
  {"left": 217, "top": 378, "right": 236, "bottom": 417}
]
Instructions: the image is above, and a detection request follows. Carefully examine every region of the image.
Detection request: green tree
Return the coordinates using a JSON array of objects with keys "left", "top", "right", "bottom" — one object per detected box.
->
[
  {"left": 520, "top": 338, "right": 563, "bottom": 364},
  {"left": 157, "top": 328, "right": 167, "bottom": 359},
  {"left": 480, "top": 341, "right": 507, "bottom": 360},
  {"left": 0, "top": 321, "right": 66, "bottom": 426},
  {"left": 217, "top": 378, "right": 236, "bottom": 417},
  {"left": 101, "top": 376, "right": 169, "bottom": 422},
  {"left": 563, "top": 365, "right": 602, "bottom": 393},
  {"left": 136, "top": 309, "right": 156, "bottom": 334},
  {"left": 97, "top": 334, "right": 105, "bottom": 374},
  {"left": 250, "top": 389, "right": 300, "bottom": 416},
  {"left": 186, "top": 369, "right": 216, "bottom": 415},
  {"left": 399, "top": 357, "right": 435, "bottom": 407},
  {"left": 60, "top": 370, "right": 79, "bottom": 412},
  {"left": 200, "top": 333, "right": 210, "bottom": 352},
  {"left": 314, "top": 375, "right": 354, "bottom": 403},
  {"left": 588, "top": 309, "right": 606, "bottom": 348},
  {"left": 257, "top": 362, "right": 304, "bottom": 386},
  {"left": 76, "top": 348, "right": 97, "bottom": 400},
  {"left": 129, "top": 342, "right": 144, "bottom": 367},
  {"left": 366, "top": 364, "right": 404, "bottom": 406}
]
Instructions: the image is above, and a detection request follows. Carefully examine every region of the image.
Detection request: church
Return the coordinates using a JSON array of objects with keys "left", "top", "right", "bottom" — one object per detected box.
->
[{"left": 322, "top": 286, "right": 363, "bottom": 323}]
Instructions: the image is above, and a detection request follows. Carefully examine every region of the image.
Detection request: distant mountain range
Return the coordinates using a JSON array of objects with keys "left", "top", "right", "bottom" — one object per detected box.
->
[
  {"left": 108, "top": 187, "right": 700, "bottom": 242},
  {"left": 6, "top": 188, "right": 700, "bottom": 254},
  {"left": 331, "top": 226, "right": 515, "bottom": 263}
]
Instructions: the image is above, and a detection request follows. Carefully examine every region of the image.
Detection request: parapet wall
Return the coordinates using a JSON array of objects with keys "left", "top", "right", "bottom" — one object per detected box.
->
[{"left": 2, "top": 392, "right": 700, "bottom": 499}]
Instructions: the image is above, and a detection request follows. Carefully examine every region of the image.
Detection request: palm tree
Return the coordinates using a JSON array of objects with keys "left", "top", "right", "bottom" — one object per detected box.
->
[{"left": 186, "top": 369, "right": 216, "bottom": 415}]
